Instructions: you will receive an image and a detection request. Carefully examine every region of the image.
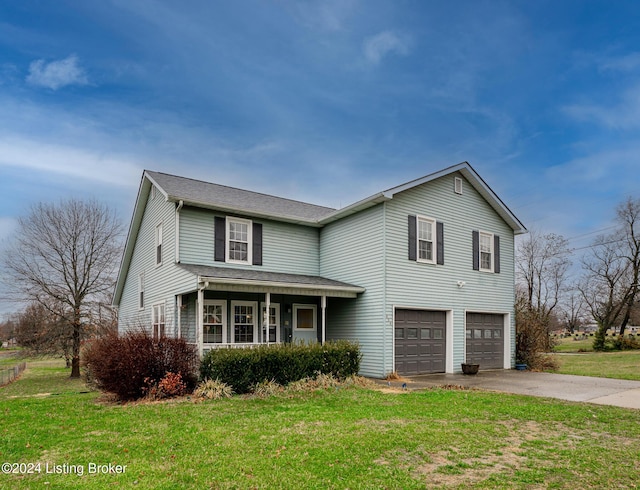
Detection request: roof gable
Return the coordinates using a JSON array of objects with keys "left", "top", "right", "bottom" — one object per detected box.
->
[{"left": 318, "top": 162, "right": 527, "bottom": 234}]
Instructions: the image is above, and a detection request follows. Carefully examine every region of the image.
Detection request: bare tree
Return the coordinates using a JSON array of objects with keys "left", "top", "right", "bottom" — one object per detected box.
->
[
  {"left": 14, "top": 301, "right": 73, "bottom": 364},
  {"left": 579, "top": 197, "right": 640, "bottom": 349},
  {"left": 558, "top": 288, "right": 586, "bottom": 334},
  {"left": 0, "top": 317, "right": 17, "bottom": 343},
  {"left": 614, "top": 198, "right": 640, "bottom": 336},
  {"left": 514, "top": 230, "right": 570, "bottom": 366},
  {"left": 516, "top": 230, "right": 571, "bottom": 323},
  {"left": 2, "top": 199, "right": 122, "bottom": 377}
]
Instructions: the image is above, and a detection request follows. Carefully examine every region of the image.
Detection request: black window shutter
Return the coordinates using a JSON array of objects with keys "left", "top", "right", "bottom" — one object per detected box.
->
[
  {"left": 436, "top": 221, "right": 444, "bottom": 265},
  {"left": 472, "top": 230, "right": 479, "bottom": 270},
  {"left": 494, "top": 235, "right": 500, "bottom": 273},
  {"left": 408, "top": 215, "right": 417, "bottom": 261},
  {"left": 252, "top": 222, "right": 263, "bottom": 266},
  {"left": 214, "top": 216, "right": 226, "bottom": 262}
]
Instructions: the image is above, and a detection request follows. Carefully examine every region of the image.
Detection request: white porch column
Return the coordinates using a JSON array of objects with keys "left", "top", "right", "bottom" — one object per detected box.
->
[
  {"left": 177, "top": 295, "right": 182, "bottom": 339},
  {"left": 197, "top": 287, "right": 204, "bottom": 357},
  {"left": 321, "top": 295, "right": 327, "bottom": 345},
  {"left": 265, "top": 292, "right": 271, "bottom": 344}
]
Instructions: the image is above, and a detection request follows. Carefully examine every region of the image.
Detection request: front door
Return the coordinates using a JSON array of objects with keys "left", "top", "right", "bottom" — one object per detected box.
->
[{"left": 292, "top": 304, "right": 317, "bottom": 343}]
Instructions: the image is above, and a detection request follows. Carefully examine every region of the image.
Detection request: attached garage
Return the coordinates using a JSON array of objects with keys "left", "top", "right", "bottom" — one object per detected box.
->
[
  {"left": 465, "top": 313, "right": 504, "bottom": 369},
  {"left": 395, "top": 309, "right": 446, "bottom": 375}
]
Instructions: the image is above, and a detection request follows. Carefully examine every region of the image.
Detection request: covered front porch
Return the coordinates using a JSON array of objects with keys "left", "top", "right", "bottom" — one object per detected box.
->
[{"left": 175, "top": 264, "right": 365, "bottom": 356}]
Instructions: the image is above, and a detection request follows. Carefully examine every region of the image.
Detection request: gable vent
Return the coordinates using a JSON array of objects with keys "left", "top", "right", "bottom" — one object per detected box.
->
[{"left": 454, "top": 177, "right": 463, "bottom": 195}]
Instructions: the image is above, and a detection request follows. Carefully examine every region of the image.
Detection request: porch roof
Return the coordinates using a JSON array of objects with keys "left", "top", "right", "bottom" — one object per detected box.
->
[{"left": 178, "top": 264, "right": 365, "bottom": 298}]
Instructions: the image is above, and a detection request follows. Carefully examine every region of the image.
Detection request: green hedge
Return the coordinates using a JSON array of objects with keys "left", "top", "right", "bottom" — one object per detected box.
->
[{"left": 200, "top": 340, "right": 361, "bottom": 394}]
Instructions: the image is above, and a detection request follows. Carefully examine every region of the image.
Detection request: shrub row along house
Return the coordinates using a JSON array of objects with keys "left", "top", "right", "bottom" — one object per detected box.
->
[{"left": 113, "top": 162, "right": 527, "bottom": 378}]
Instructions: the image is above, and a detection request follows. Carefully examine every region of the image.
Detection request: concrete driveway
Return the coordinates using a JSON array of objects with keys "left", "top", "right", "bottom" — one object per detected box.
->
[{"left": 386, "top": 370, "right": 640, "bottom": 409}]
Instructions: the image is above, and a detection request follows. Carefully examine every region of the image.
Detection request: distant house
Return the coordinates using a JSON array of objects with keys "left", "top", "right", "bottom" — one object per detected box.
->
[{"left": 113, "top": 162, "right": 527, "bottom": 377}]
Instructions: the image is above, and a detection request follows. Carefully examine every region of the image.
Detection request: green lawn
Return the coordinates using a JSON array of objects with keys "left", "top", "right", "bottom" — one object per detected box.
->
[
  {"left": 552, "top": 350, "right": 640, "bottom": 381},
  {"left": 550, "top": 337, "right": 640, "bottom": 381},
  {"left": 552, "top": 336, "right": 594, "bottom": 353},
  {"left": 1, "top": 360, "right": 640, "bottom": 489}
]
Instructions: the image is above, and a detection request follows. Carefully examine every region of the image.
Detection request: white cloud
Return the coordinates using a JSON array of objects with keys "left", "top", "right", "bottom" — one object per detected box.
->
[
  {"left": 598, "top": 52, "right": 640, "bottom": 72},
  {"left": 291, "top": 0, "right": 359, "bottom": 31},
  {"left": 362, "top": 30, "right": 410, "bottom": 65},
  {"left": 0, "top": 136, "right": 141, "bottom": 188},
  {"left": 563, "top": 83, "right": 640, "bottom": 130},
  {"left": 26, "top": 54, "right": 88, "bottom": 90}
]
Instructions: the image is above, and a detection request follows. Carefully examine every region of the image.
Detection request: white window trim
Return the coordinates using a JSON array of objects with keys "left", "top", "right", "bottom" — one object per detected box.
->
[
  {"left": 479, "top": 230, "right": 494, "bottom": 273},
  {"left": 416, "top": 215, "right": 437, "bottom": 265},
  {"left": 138, "top": 272, "right": 145, "bottom": 310},
  {"left": 155, "top": 223, "right": 163, "bottom": 267},
  {"left": 231, "top": 300, "right": 258, "bottom": 344},
  {"left": 293, "top": 304, "right": 317, "bottom": 332},
  {"left": 454, "top": 177, "right": 463, "bottom": 195},
  {"left": 261, "top": 302, "right": 281, "bottom": 343},
  {"left": 226, "top": 217, "right": 253, "bottom": 264},
  {"left": 152, "top": 302, "right": 166, "bottom": 340},
  {"left": 203, "top": 299, "right": 227, "bottom": 344}
]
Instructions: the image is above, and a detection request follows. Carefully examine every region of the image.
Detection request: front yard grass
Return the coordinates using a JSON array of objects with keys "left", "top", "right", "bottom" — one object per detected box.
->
[
  {"left": 551, "top": 336, "right": 640, "bottom": 381},
  {"left": 1, "top": 359, "right": 640, "bottom": 488},
  {"left": 551, "top": 350, "right": 640, "bottom": 381}
]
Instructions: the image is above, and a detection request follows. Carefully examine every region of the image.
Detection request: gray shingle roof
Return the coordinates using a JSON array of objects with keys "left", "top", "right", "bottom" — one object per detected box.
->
[
  {"left": 178, "top": 264, "right": 364, "bottom": 292},
  {"left": 146, "top": 171, "right": 335, "bottom": 223}
]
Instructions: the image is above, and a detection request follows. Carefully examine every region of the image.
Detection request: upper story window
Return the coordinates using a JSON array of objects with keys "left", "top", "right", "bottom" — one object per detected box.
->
[
  {"left": 138, "top": 272, "right": 145, "bottom": 309},
  {"left": 417, "top": 216, "right": 436, "bottom": 264},
  {"left": 215, "top": 216, "right": 263, "bottom": 266},
  {"left": 472, "top": 230, "right": 501, "bottom": 273},
  {"left": 408, "top": 215, "right": 444, "bottom": 265},
  {"left": 479, "top": 231, "right": 493, "bottom": 272},
  {"left": 155, "top": 223, "right": 163, "bottom": 266},
  {"left": 226, "top": 217, "right": 252, "bottom": 264}
]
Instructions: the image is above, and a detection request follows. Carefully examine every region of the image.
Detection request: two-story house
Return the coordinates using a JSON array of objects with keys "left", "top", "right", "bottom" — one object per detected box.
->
[{"left": 113, "top": 162, "right": 526, "bottom": 378}]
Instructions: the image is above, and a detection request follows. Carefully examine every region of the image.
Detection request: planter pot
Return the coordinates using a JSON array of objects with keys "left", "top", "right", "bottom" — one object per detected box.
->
[
  {"left": 515, "top": 363, "right": 527, "bottom": 371},
  {"left": 461, "top": 363, "right": 479, "bottom": 375}
]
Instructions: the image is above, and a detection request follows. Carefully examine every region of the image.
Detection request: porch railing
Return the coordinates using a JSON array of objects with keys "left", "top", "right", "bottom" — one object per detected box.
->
[{"left": 200, "top": 342, "right": 282, "bottom": 355}]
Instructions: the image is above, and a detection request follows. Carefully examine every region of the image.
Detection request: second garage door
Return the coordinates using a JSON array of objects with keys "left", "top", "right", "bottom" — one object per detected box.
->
[
  {"left": 466, "top": 313, "right": 504, "bottom": 369},
  {"left": 395, "top": 309, "right": 446, "bottom": 375}
]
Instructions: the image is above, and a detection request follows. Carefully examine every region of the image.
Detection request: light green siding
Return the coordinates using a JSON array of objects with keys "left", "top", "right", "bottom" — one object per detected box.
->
[
  {"left": 320, "top": 171, "right": 516, "bottom": 377},
  {"left": 320, "top": 205, "right": 388, "bottom": 377},
  {"left": 117, "top": 191, "right": 197, "bottom": 336},
  {"left": 179, "top": 207, "right": 320, "bottom": 275},
  {"left": 383, "top": 172, "right": 516, "bottom": 372}
]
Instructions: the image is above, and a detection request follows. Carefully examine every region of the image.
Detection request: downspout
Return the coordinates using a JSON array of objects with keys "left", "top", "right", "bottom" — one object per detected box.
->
[
  {"left": 197, "top": 281, "right": 205, "bottom": 357},
  {"left": 382, "top": 201, "right": 388, "bottom": 376},
  {"left": 265, "top": 292, "right": 271, "bottom": 345},
  {"left": 321, "top": 295, "right": 327, "bottom": 345},
  {"left": 175, "top": 200, "right": 184, "bottom": 264}
]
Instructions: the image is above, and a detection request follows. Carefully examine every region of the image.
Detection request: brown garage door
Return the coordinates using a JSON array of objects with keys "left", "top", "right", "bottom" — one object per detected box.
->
[
  {"left": 395, "top": 309, "right": 446, "bottom": 375},
  {"left": 466, "top": 313, "right": 504, "bottom": 369}
]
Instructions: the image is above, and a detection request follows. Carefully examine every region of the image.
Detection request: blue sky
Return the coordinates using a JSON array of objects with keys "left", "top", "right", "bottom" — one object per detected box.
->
[{"left": 1, "top": 1, "right": 640, "bottom": 299}]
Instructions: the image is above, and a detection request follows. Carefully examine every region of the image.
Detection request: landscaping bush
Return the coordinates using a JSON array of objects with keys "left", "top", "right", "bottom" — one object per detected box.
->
[
  {"left": 607, "top": 335, "right": 640, "bottom": 351},
  {"left": 83, "top": 330, "right": 198, "bottom": 401},
  {"left": 193, "top": 378, "right": 234, "bottom": 400},
  {"left": 143, "top": 372, "right": 188, "bottom": 400},
  {"left": 200, "top": 340, "right": 361, "bottom": 394}
]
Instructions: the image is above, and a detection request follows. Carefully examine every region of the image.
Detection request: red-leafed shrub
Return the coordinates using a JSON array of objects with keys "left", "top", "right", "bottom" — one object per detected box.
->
[
  {"left": 83, "top": 330, "right": 198, "bottom": 401},
  {"left": 143, "top": 372, "right": 188, "bottom": 400}
]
